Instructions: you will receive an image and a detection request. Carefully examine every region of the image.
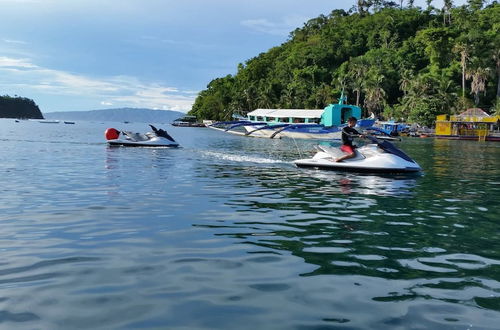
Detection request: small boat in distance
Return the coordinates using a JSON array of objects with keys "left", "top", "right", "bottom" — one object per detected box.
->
[
  {"left": 171, "top": 115, "right": 206, "bottom": 127},
  {"left": 374, "top": 121, "right": 408, "bottom": 136},
  {"left": 37, "top": 119, "right": 60, "bottom": 124},
  {"left": 64, "top": 121, "right": 75, "bottom": 124}
]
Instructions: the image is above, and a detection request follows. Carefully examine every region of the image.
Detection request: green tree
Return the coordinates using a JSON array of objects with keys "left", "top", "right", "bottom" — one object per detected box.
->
[
  {"left": 345, "top": 58, "right": 369, "bottom": 106},
  {"left": 493, "top": 48, "right": 500, "bottom": 99},
  {"left": 467, "top": 0, "right": 484, "bottom": 11},
  {"left": 189, "top": 3, "right": 499, "bottom": 126},
  {"left": 0, "top": 95, "right": 44, "bottom": 119},
  {"left": 443, "top": 0, "right": 453, "bottom": 25},
  {"left": 453, "top": 43, "right": 471, "bottom": 98},
  {"left": 363, "top": 72, "right": 386, "bottom": 116},
  {"left": 426, "top": 0, "right": 433, "bottom": 11},
  {"left": 466, "top": 63, "right": 490, "bottom": 105}
]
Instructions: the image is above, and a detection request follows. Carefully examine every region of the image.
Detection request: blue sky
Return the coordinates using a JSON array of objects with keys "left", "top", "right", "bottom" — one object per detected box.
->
[{"left": 0, "top": 0, "right": 460, "bottom": 113}]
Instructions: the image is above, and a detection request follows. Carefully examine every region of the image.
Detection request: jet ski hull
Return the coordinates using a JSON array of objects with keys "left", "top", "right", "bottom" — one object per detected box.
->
[
  {"left": 294, "top": 159, "right": 421, "bottom": 173},
  {"left": 294, "top": 144, "right": 421, "bottom": 173},
  {"left": 107, "top": 140, "right": 179, "bottom": 147}
]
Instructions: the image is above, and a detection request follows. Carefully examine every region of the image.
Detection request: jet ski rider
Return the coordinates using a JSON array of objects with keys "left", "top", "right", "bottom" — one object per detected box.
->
[{"left": 335, "top": 117, "right": 365, "bottom": 162}]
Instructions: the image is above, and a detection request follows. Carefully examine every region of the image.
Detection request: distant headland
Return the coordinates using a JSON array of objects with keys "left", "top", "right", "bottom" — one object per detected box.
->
[{"left": 0, "top": 95, "right": 44, "bottom": 119}]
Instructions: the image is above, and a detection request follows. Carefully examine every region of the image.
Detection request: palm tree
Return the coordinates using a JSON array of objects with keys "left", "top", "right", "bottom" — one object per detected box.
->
[
  {"left": 493, "top": 48, "right": 500, "bottom": 99},
  {"left": 453, "top": 43, "right": 470, "bottom": 98},
  {"left": 348, "top": 60, "right": 368, "bottom": 106},
  {"left": 426, "top": 0, "right": 433, "bottom": 11},
  {"left": 399, "top": 69, "right": 414, "bottom": 96},
  {"left": 363, "top": 74, "right": 386, "bottom": 117},
  {"left": 357, "top": 0, "right": 369, "bottom": 16},
  {"left": 257, "top": 83, "right": 275, "bottom": 109},
  {"left": 398, "top": 74, "right": 431, "bottom": 118},
  {"left": 436, "top": 76, "right": 457, "bottom": 113},
  {"left": 313, "top": 84, "right": 334, "bottom": 108},
  {"left": 466, "top": 65, "right": 490, "bottom": 105},
  {"left": 443, "top": 0, "right": 453, "bottom": 25}
]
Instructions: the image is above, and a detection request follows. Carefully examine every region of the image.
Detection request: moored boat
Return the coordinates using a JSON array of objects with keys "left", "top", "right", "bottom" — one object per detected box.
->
[
  {"left": 171, "top": 115, "right": 206, "bottom": 127},
  {"left": 208, "top": 94, "right": 375, "bottom": 140},
  {"left": 435, "top": 108, "right": 500, "bottom": 142},
  {"left": 37, "top": 119, "right": 60, "bottom": 124}
]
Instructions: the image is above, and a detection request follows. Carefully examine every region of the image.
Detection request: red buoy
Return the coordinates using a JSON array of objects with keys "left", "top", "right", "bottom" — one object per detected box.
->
[{"left": 105, "top": 128, "right": 120, "bottom": 140}]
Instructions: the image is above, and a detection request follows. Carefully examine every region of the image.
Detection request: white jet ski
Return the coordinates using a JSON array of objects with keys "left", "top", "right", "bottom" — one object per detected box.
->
[
  {"left": 294, "top": 135, "right": 421, "bottom": 173},
  {"left": 105, "top": 125, "right": 179, "bottom": 148}
]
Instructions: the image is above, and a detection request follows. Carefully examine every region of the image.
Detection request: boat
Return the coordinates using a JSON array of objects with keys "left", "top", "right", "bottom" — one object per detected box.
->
[
  {"left": 294, "top": 135, "right": 421, "bottom": 173},
  {"left": 435, "top": 108, "right": 500, "bottom": 142},
  {"left": 373, "top": 121, "right": 409, "bottom": 136},
  {"left": 37, "top": 119, "right": 60, "bottom": 124},
  {"left": 207, "top": 94, "right": 375, "bottom": 140},
  {"left": 171, "top": 115, "right": 206, "bottom": 127},
  {"left": 105, "top": 125, "right": 179, "bottom": 147},
  {"left": 64, "top": 121, "right": 75, "bottom": 124}
]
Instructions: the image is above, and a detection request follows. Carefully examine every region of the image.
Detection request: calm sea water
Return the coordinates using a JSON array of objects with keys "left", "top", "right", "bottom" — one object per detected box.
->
[{"left": 0, "top": 118, "right": 499, "bottom": 329}]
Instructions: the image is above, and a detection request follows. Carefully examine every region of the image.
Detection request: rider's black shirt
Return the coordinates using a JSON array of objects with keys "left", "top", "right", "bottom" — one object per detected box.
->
[{"left": 341, "top": 126, "right": 360, "bottom": 146}]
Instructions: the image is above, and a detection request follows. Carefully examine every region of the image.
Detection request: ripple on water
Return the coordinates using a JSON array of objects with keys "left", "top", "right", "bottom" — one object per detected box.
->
[{"left": 1, "top": 122, "right": 500, "bottom": 328}]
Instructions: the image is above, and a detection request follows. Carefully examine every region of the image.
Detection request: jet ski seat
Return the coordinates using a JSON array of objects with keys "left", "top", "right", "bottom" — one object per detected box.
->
[
  {"left": 122, "top": 131, "right": 150, "bottom": 141},
  {"left": 316, "top": 145, "right": 366, "bottom": 159}
]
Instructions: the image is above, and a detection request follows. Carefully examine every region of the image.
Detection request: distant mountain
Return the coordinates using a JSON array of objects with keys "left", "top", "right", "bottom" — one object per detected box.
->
[{"left": 43, "top": 108, "right": 186, "bottom": 123}]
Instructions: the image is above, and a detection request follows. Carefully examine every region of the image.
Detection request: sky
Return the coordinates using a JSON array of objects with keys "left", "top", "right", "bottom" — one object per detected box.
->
[{"left": 0, "top": 0, "right": 462, "bottom": 113}]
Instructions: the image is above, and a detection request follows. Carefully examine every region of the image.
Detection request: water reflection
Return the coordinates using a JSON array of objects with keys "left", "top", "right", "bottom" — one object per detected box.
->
[
  {"left": 296, "top": 171, "right": 419, "bottom": 196},
  {"left": 2, "top": 120, "right": 499, "bottom": 328},
  {"left": 187, "top": 150, "right": 500, "bottom": 322}
]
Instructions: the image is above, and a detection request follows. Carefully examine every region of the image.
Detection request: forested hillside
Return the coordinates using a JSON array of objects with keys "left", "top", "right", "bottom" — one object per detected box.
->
[
  {"left": 0, "top": 95, "right": 44, "bottom": 119},
  {"left": 189, "top": 1, "right": 500, "bottom": 126}
]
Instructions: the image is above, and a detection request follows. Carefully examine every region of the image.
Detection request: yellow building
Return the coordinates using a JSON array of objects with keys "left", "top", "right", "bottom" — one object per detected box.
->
[{"left": 435, "top": 108, "right": 500, "bottom": 141}]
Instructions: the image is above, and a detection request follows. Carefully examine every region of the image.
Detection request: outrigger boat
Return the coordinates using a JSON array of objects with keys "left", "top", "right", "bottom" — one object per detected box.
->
[
  {"left": 294, "top": 135, "right": 421, "bottom": 173},
  {"left": 105, "top": 125, "right": 179, "bottom": 147},
  {"left": 171, "top": 115, "right": 206, "bottom": 127},
  {"left": 207, "top": 94, "right": 374, "bottom": 140}
]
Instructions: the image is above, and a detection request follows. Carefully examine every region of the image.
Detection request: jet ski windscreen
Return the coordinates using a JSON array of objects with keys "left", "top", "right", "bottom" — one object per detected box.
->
[
  {"left": 377, "top": 140, "right": 415, "bottom": 162},
  {"left": 149, "top": 124, "right": 176, "bottom": 142}
]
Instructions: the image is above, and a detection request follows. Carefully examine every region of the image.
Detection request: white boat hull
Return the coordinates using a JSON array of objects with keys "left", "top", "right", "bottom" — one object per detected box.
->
[
  {"left": 107, "top": 135, "right": 179, "bottom": 147},
  {"left": 242, "top": 125, "right": 341, "bottom": 140}
]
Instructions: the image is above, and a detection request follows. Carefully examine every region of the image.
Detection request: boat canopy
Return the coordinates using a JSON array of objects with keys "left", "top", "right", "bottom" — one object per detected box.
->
[
  {"left": 321, "top": 103, "right": 362, "bottom": 127},
  {"left": 457, "top": 108, "right": 490, "bottom": 118},
  {"left": 247, "top": 109, "right": 323, "bottom": 119}
]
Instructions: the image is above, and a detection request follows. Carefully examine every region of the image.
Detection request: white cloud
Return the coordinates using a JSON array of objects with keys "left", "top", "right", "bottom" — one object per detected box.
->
[
  {"left": 0, "top": 56, "right": 196, "bottom": 111},
  {"left": 2, "top": 38, "right": 27, "bottom": 44},
  {"left": 241, "top": 15, "right": 308, "bottom": 36},
  {"left": 0, "top": 56, "right": 37, "bottom": 68},
  {"left": 0, "top": 0, "right": 47, "bottom": 3}
]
